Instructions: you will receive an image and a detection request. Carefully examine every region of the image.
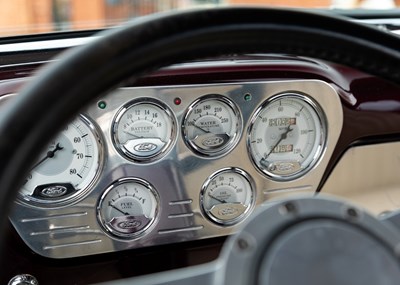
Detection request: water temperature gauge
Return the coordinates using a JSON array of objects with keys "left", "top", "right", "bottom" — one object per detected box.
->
[
  {"left": 182, "top": 95, "right": 242, "bottom": 157},
  {"left": 200, "top": 168, "right": 255, "bottom": 226},
  {"left": 97, "top": 178, "right": 159, "bottom": 239}
]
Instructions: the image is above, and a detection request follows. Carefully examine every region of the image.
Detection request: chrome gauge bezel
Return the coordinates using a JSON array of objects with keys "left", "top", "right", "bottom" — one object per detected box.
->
[
  {"left": 111, "top": 98, "right": 177, "bottom": 163},
  {"left": 182, "top": 94, "right": 242, "bottom": 157},
  {"left": 16, "top": 114, "right": 104, "bottom": 208},
  {"left": 97, "top": 177, "right": 160, "bottom": 240},
  {"left": 247, "top": 93, "right": 327, "bottom": 181},
  {"left": 200, "top": 167, "right": 255, "bottom": 226}
]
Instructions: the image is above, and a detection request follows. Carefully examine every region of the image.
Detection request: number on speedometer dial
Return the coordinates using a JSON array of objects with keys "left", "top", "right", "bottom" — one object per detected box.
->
[{"left": 248, "top": 94, "right": 326, "bottom": 180}]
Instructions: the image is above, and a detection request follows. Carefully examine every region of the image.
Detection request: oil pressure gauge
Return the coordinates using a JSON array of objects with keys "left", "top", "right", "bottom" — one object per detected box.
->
[
  {"left": 201, "top": 168, "right": 254, "bottom": 226},
  {"left": 112, "top": 98, "right": 176, "bottom": 162},
  {"left": 97, "top": 178, "right": 159, "bottom": 239},
  {"left": 248, "top": 93, "right": 326, "bottom": 180},
  {"left": 182, "top": 95, "right": 242, "bottom": 157}
]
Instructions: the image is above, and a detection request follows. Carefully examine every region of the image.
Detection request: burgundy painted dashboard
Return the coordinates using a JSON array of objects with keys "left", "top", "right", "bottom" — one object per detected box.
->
[{"left": 2, "top": 46, "right": 400, "bottom": 284}]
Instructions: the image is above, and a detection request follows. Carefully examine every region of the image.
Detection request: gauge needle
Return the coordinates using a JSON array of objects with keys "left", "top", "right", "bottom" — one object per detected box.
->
[
  {"left": 208, "top": 193, "right": 227, "bottom": 203},
  {"left": 108, "top": 201, "right": 130, "bottom": 216},
  {"left": 193, "top": 124, "right": 231, "bottom": 140},
  {"left": 123, "top": 130, "right": 143, "bottom": 139},
  {"left": 193, "top": 124, "right": 210, "bottom": 134},
  {"left": 264, "top": 125, "right": 293, "bottom": 159},
  {"left": 31, "top": 143, "right": 64, "bottom": 170},
  {"left": 123, "top": 131, "right": 166, "bottom": 143}
]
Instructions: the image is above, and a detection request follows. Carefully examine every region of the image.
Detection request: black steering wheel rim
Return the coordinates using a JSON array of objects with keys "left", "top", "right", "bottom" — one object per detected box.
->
[{"left": 1, "top": 6, "right": 400, "bottom": 270}]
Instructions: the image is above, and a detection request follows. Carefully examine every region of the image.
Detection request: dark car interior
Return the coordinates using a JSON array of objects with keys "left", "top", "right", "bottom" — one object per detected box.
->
[{"left": 3, "top": 6, "right": 400, "bottom": 285}]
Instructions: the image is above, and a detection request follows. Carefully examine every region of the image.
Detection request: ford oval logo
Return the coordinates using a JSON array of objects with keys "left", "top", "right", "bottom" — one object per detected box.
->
[
  {"left": 41, "top": 186, "right": 68, "bottom": 198},
  {"left": 117, "top": 220, "right": 142, "bottom": 230},
  {"left": 134, "top": 142, "right": 157, "bottom": 152},
  {"left": 202, "top": 136, "right": 224, "bottom": 148},
  {"left": 276, "top": 162, "right": 295, "bottom": 172},
  {"left": 218, "top": 207, "right": 239, "bottom": 217}
]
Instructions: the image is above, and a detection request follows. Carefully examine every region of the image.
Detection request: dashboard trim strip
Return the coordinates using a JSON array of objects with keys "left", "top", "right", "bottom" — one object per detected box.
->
[
  {"left": 42, "top": 239, "right": 102, "bottom": 250},
  {"left": 158, "top": 226, "right": 204, "bottom": 235},
  {"left": 20, "top": 211, "right": 88, "bottom": 223}
]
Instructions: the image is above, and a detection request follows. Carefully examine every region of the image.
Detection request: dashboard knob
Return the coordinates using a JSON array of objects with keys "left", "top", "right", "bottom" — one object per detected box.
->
[{"left": 8, "top": 274, "right": 38, "bottom": 285}]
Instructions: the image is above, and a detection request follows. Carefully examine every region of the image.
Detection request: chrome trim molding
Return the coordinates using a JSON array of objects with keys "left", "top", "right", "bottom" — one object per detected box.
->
[{"left": 0, "top": 37, "right": 97, "bottom": 53}]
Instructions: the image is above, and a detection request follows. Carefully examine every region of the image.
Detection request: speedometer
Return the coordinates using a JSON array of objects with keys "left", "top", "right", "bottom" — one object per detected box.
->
[
  {"left": 19, "top": 115, "right": 103, "bottom": 206},
  {"left": 247, "top": 94, "right": 326, "bottom": 180}
]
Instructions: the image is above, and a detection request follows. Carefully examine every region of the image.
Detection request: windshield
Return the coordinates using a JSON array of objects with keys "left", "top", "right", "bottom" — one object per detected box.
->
[{"left": 0, "top": 0, "right": 398, "bottom": 37}]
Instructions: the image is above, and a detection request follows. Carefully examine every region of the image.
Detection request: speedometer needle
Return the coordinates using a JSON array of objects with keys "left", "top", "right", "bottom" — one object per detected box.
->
[
  {"left": 108, "top": 201, "right": 130, "bottom": 216},
  {"left": 31, "top": 143, "right": 64, "bottom": 170},
  {"left": 264, "top": 125, "right": 293, "bottom": 159}
]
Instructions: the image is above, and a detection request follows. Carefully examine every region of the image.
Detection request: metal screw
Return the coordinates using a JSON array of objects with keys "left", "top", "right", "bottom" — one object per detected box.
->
[
  {"left": 346, "top": 207, "right": 359, "bottom": 219},
  {"left": 282, "top": 202, "right": 297, "bottom": 214},
  {"left": 237, "top": 238, "right": 249, "bottom": 250},
  {"left": 8, "top": 274, "right": 38, "bottom": 285}
]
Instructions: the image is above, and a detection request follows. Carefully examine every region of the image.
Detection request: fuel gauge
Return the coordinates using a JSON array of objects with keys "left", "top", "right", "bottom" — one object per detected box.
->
[
  {"left": 97, "top": 178, "right": 159, "bottom": 239},
  {"left": 200, "top": 168, "right": 254, "bottom": 226}
]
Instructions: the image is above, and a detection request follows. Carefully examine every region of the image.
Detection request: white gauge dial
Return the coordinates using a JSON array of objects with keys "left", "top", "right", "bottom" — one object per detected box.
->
[
  {"left": 248, "top": 94, "right": 325, "bottom": 180},
  {"left": 19, "top": 115, "right": 103, "bottom": 206},
  {"left": 182, "top": 95, "right": 241, "bottom": 156},
  {"left": 97, "top": 178, "right": 159, "bottom": 239},
  {"left": 112, "top": 99, "right": 176, "bottom": 162},
  {"left": 201, "top": 168, "right": 254, "bottom": 225}
]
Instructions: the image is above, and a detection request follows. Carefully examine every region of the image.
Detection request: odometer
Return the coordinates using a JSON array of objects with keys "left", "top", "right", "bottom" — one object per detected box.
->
[{"left": 247, "top": 94, "right": 326, "bottom": 180}]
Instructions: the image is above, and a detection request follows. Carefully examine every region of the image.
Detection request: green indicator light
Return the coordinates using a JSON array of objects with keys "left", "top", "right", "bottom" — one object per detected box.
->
[
  {"left": 244, "top": 93, "right": 252, "bottom": 102},
  {"left": 98, "top": 101, "right": 107, "bottom": 109}
]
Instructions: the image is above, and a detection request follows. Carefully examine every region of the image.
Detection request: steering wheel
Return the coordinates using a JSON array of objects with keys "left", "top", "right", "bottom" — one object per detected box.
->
[{"left": 2, "top": 7, "right": 400, "bottom": 285}]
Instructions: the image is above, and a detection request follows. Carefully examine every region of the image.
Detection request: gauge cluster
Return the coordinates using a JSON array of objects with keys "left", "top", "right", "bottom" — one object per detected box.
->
[{"left": 9, "top": 80, "right": 343, "bottom": 259}]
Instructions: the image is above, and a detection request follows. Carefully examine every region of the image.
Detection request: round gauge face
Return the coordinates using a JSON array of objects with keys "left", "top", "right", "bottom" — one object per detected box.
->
[
  {"left": 112, "top": 99, "right": 176, "bottom": 162},
  {"left": 248, "top": 94, "right": 326, "bottom": 180},
  {"left": 97, "top": 178, "right": 159, "bottom": 239},
  {"left": 19, "top": 115, "right": 103, "bottom": 206},
  {"left": 201, "top": 168, "right": 254, "bottom": 225},
  {"left": 182, "top": 95, "right": 241, "bottom": 157}
]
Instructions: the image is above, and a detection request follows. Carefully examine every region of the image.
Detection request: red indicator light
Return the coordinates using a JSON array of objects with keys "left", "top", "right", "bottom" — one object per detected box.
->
[{"left": 174, "top": 97, "right": 182, "bottom": 105}]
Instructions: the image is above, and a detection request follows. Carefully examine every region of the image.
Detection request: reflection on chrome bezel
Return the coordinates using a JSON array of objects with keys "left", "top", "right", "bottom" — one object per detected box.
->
[
  {"left": 182, "top": 94, "right": 242, "bottom": 157},
  {"left": 247, "top": 93, "right": 327, "bottom": 181},
  {"left": 0, "top": 93, "right": 17, "bottom": 109},
  {"left": 97, "top": 177, "right": 159, "bottom": 240},
  {"left": 200, "top": 167, "right": 255, "bottom": 226},
  {"left": 112, "top": 98, "right": 176, "bottom": 163},
  {"left": 17, "top": 114, "right": 105, "bottom": 208}
]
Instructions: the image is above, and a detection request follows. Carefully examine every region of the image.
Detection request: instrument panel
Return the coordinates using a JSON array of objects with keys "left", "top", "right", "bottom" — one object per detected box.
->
[{"left": 8, "top": 80, "right": 342, "bottom": 258}]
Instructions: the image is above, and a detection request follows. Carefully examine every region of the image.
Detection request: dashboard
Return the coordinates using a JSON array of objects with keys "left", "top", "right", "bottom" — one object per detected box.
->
[
  {"left": 3, "top": 16, "right": 400, "bottom": 283},
  {"left": 4, "top": 79, "right": 342, "bottom": 259}
]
